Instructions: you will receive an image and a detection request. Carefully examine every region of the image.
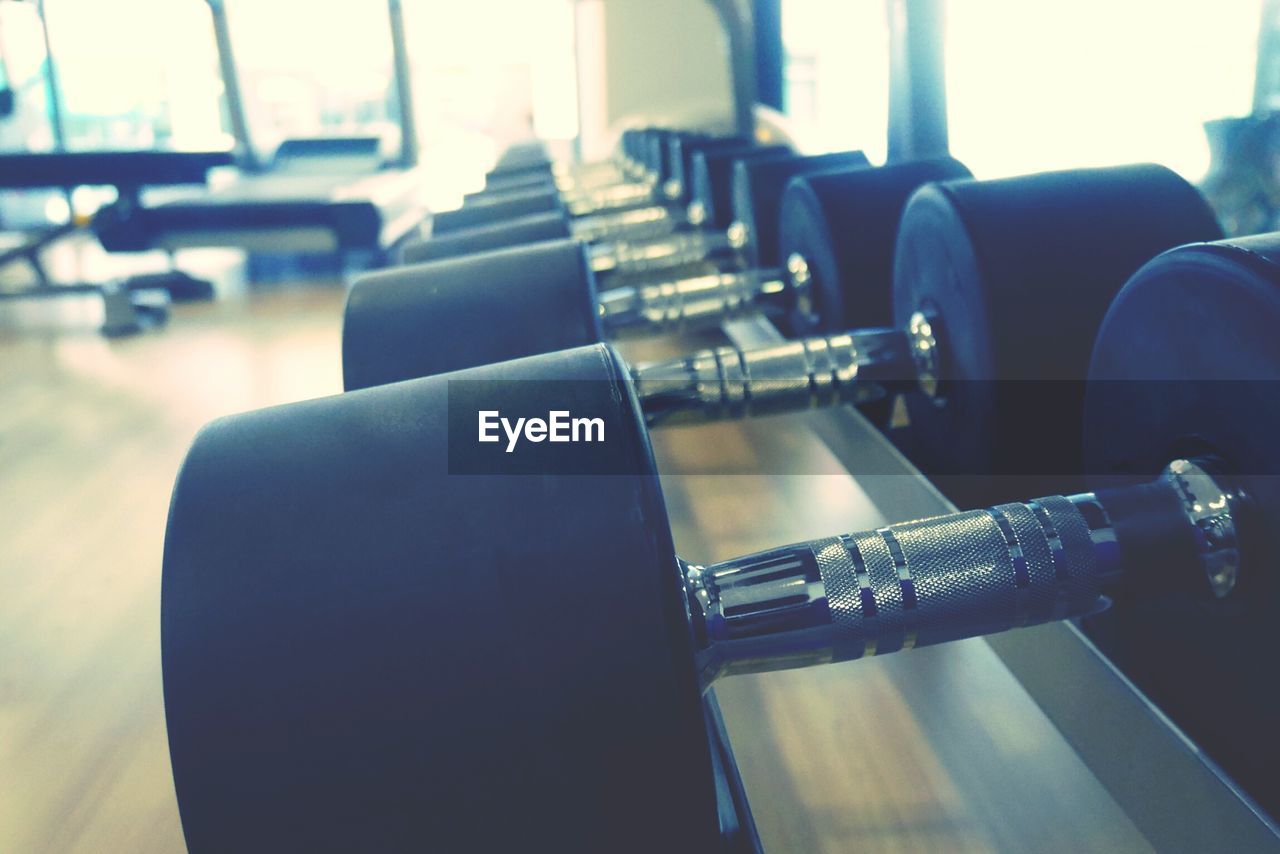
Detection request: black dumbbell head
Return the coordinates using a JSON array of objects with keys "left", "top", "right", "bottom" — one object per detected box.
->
[
  {"left": 667, "top": 135, "right": 749, "bottom": 205},
  {"left": 643, "top": 130, "right": 674, "bottom": 181},
  {"left": 660, "top": 132, "right": 703, "bottom": 184},
  {"left": 1083, "top": 233, "right": 1280, "bottom": 821},
  {"left": 622, "top": 127, "right": 661, "bottom": 164},
  {"left": 464, "top": 176, "right": 556, "bottom": 205},
  {"left": 163, "top": 342, "right": 720, "bottom": 852},
  {"left": 1086, "top": 233, "right": 1280, "bottom": 485},
  {"left": 483, "top": 157, "right": 555, "bottom": 188},
  {"left": 689, "top": 144, "right": 790, "bottom": 230},
  {"left": 344, "top": 239, "right": 602, "bottom": 391},
  {"left": 892, "top": 163, "right": 1223, "bottom": 502},
  {"left": 481, "top": 168, "right": 557, "bottom": 195},
  {"left": 401, "top": 211, "right": 572, "bottom": 265},
  {"left": 620, "top": 127, "right": 639, "bottom": 160},
  {"left": 494, "top": 139, "right": 551, "bottom": 172},
  {"left": 730, "top": 150, "right": 870, "bottom": 269},
  {"left": 431, "top": 187, "right": 562, "bottom": 234},
  {"left": 778, "top": 157, "right": 972, "bottom": 334}
]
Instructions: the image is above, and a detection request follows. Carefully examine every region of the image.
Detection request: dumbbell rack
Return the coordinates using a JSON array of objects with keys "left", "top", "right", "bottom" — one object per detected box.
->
[{"left": 623, "top": 314, "right": 1280, "bottom": 852}]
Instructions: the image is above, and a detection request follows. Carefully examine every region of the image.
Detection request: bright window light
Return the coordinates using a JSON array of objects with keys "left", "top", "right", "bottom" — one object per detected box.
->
[
  {"left": 782, "top": 0, "right": 890, "bottom": 162},
  {"left": 42, "top": 0, "right": 225, "bottom": 151},
  {"left": 945, "top": 0, "right": 1261, "bottom": 182},
  {"left": 226, "top": 0, "right": 401, "bottom": 151},
  {"left": 401, "top": 0, "right": 579, "bottom": 206}
]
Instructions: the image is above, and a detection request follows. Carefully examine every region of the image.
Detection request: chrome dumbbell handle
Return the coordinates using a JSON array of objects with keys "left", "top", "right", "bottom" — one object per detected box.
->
[
  {"left": 597, "top": 269, "right": 784, "bottom": 340},
  {"left": 590, "top": 230, "right": 736, "bottom": 277},
  {"left": 572, "top": 204, "right": 683, "bottom": 244},
  {"left": 662, "top": 176, "right": 687, "bottom": 203},
  {"left": 551, "top": 160, "right": 631, "bottom": 193},
  {"left": 685, "top": 460, "right": 1243, "bottom": 690},
  {"left": 564, "top": 180, "right": 659, "bottom": 217},
  {"left": 629, "top": 328, "right": 913, "bottom": 427}
]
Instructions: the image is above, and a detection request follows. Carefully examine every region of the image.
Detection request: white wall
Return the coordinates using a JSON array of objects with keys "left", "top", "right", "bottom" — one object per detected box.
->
[{"left": 575, "top": 0, "right": 736, "bottom": 159}]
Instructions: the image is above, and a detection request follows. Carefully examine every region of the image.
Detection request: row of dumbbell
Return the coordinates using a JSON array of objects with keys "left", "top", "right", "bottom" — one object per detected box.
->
[
  {"left": 408, "top": 129, "right": 798, "bottom": 276},
  {"left": 346, "top": 131, "right": 1217, "bottom": 507},
  {"left": 158, "top": 129, "right": 1280, "bottom": 850}
]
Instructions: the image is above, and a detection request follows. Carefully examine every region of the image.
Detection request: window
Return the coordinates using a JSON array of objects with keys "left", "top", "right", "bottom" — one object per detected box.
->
[
  {"left": 223, "top": 0, "right": 402, "bottom": 156},
  {"left": 0, "top": 0, "right": 55, "bottom": 153},
  {"left": 945, "top": 0, "right": 1261, "bottom": 181},
  {"left": 401, "top": 0, "right": 579, "bottom": 205},
  {"left": 42, "top": 0, "right": 226, "bottom": 151},
  {"left": 782, "top": 0, "right": 889, "bottom": 162}
]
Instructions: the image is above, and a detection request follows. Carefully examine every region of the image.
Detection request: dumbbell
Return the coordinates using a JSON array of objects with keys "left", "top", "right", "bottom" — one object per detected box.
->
[
  {"left": 424, "top": 130, "right": 757, "bottom": 248},
  {"left": 352, "top": 154, "right": 952, "bottom": 386},
  {"left": 588, "top": 147, "right": 868, "bottom": 280},
  {"left": 483, "top": 128, "right": 737, "bottom": 205},
  {"left": 346, "top": 164, "right": 1221, "bottom": 500},
  {"left": 394, "top": 148, "right": 871, "bottom": 312},
  {"left": 475, "top": 153, "right": 629, "bottom": 198},
  {"left": 483, "top": 127, "right": 672, "bottom": 191},
  {"left": 429, "top": 128, "right": 667, "bottom": 236},
  {"left": 477, "top": 128, "right": 657, "bottom": 196},
  {"left": 161, "top": 231, "right": 1280, "bottom": 849},
  {"left": 490, "top": 139, "right": 551, "bottom": 172},
  {"left": 436, "top": 129, "right": 714, "bottom": 235},
  {"left": 406, "top": 140, "right": 794, "bottom": 269},
  {"left": 587, "top": 135, "right": 796, "bottom": 274}
]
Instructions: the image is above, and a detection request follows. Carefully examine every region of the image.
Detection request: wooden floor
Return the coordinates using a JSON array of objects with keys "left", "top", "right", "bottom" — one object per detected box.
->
[
  {"left": 0, "top": 282, "right": 346, "bottom": 853},
  {"left": 0, "top": 278, "right": 1151, "bottom": 852}
]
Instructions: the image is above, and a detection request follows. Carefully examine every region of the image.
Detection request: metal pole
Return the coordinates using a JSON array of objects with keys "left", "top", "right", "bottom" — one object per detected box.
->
[
  {"left": 886, "top": 0, "right": 949, "bottom": 163},
  {"left": 387, "top": 0, "right": 420, "bottom": 168},
  {"left": 34, "top": 0, "right": 67, "bottom": 151},
  {"left": 753, "top": 0, "right": 783, "bottom": 111},
  {"left": 206, "top": 0, "right": 259, "bottom": 170},
  {"left": 570, "top": 0, "right": 583, "bottom": 162},
  {"left": 706, "top": 0, "right": 758, "bottom": 138}
]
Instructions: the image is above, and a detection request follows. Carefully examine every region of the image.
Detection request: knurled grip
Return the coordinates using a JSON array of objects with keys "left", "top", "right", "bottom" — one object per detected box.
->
[
  {"left": 811, "top": 537, "right": 868, "bottom": 656},
  {"left": 811, "top": 498, "right": 1102, "bottom": 662}
]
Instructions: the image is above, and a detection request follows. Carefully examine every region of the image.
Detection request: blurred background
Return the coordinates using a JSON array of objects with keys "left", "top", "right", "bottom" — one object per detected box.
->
[
  {"left": 5, "top": 3, "right": 1280, "bottom": 852},
  {"left": 1, "top": 0, "right": 1269, "bottom": 222}
]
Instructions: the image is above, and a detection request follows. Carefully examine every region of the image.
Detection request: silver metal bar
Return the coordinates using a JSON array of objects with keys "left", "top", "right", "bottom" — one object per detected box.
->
[
  {"left": 714, "top": 316, "right": 1280, "bottom": 853},
  {"left": 387, "top": 0, "right": 419, "bottom": 168},
  {"left": 206, "top": 0, "right": 259, "bottom": 171},
  {"left": 686, "top": 461, "right": 1239, "bottom": 689},
  {"left": 34, "top": 0, "right": 67, "bottom": 151},
  {"left": 631, "top": 327, "right": 911, "bottom": 427},
  {"left": 686, "top": 494, "right": 1108, "bottom": 688},
  {"left": 598, "top": 267, "right": 783, "bottom": 338},
  {"left": 564, "top": 180, "right": 656, "bottom": 216},
  {"left": 704, "top": 0, "right": 757, "bottom": 137},
  {"left": 555, "top": 162, "right": 632, "bottom": 193},
  {"left": 887, "top": 0, "right": 950, "bottom": 162},
  {"left": 590, "top": 229, "right": 733, "bottom": 277},
  {"left": 571, "top": 204, "right": 681, "bottom": 243}
]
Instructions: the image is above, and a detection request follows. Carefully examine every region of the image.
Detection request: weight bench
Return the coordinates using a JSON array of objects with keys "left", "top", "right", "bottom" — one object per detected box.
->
[
  {"left": 94, "top": 137, "right": 429, "bottom": 274},
  {"left": 0, "top": 149, "right": 232, "bottom": 336}
]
